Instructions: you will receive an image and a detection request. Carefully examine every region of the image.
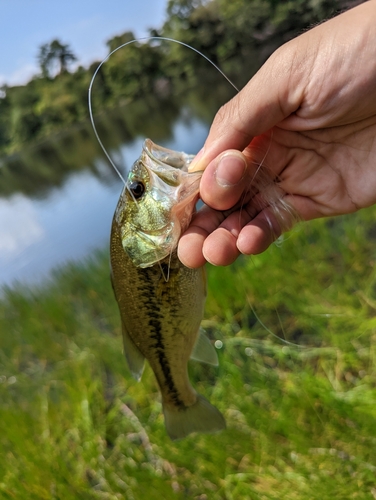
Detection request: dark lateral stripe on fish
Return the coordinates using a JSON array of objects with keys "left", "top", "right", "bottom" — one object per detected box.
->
[
  {"left": 148, "top": 316, "right": 185, "bottom": 409},
  {"left": 130, "top": 262, "right": 186, "bottom": 408}
]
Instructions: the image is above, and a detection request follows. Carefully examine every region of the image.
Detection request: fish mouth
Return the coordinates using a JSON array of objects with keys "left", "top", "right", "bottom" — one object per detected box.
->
[
  {"left": 143, "top": 139, "right": 194, "bottom": 171},
  {"left": 141, "top": 139, "right": 202, "bottom": 191}
]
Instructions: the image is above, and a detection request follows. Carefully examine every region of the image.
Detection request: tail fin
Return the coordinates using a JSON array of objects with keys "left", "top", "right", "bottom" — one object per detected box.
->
[{"left": 163, "top": 394, "right": 226, "bottom": 440}]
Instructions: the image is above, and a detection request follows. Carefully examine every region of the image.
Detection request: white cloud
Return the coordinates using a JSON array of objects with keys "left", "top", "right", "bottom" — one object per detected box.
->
[
  {"left": 0, "top": 63, "right": 39, "bottom": 87},
  {"left": 0, "top": 195, "right": 44, "bottom": 259}
]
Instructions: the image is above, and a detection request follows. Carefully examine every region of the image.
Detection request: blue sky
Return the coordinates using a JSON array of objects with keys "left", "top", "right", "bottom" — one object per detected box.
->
[{"left": 0, "top": 0, "right": 167, "bottom": 86}]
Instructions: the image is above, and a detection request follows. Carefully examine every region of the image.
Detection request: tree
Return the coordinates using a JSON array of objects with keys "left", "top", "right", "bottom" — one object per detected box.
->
[
  {"left": 167, "top": 0, "right": 206, "bottom": 19},
  {"left": 38, "top": 39, "right": 77, "bottom": 78},
  {"left": 106, "top": 31, "right": 136, "bottom": 53},
  {"left": 0, "top": 86, "right": 11, "bottom": 148}
]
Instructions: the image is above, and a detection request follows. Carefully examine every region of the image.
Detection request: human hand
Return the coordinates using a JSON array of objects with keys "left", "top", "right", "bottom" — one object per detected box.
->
[{"left": 178, "top": 0, "right": 376, "bottom": 268}]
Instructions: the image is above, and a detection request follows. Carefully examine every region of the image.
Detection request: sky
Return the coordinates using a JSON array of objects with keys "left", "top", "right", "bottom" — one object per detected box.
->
[{"left": 0, "top": 0, "right": 168, "bottom": 86}]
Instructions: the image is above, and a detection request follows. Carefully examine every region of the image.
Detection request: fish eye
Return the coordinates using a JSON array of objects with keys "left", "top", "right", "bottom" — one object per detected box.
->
[{"left": 129, "top": 181, "right": 145, "bottom": 200}]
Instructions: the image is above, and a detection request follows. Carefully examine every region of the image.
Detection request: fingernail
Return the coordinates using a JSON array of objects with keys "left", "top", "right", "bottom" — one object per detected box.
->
[
  {"left": 215, "top": 153, "right": 247, "bottom": 188},
  {"left": 188, "top": 147, "right": 205, "bottom": 172}
]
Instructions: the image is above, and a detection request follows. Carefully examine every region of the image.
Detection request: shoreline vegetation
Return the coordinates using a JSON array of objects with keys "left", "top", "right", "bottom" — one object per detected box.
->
[
  {"left": 1, "top": 206, "right": 376, "bottom": 497},
  {"left": 0, "top": 0, "right": 364, "bottom": 158}
]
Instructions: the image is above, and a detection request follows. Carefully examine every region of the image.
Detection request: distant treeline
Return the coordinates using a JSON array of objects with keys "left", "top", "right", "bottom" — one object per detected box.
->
[{"left": 0, "top": 0, "right": 364, "bottom": 156}]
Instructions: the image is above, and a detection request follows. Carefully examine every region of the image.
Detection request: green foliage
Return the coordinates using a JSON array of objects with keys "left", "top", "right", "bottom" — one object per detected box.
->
[
  {"left": 0, "top": 88, "right": 11, "bottom": 149},
  {"left": 7, "top": 83, "right": 42, "bottom": 145},
  {"left": 102, "top": 38, "right": 166, "bottom": 104},
  {"left": 1, "top": 206, "right": 376, "bottom": 498},
  {"left": 106, "top": 31, "right": 137, "bottom": 53}
]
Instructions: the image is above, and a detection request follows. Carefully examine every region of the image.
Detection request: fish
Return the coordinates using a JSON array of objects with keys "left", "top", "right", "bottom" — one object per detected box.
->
[{"left": 110, "top": 138, "right": 226, "bottom": 440}]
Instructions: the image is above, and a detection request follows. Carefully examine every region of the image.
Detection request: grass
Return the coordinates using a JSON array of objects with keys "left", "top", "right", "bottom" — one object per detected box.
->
[{"left": 1, "top": 207, "right": 376, "bottom": 499}]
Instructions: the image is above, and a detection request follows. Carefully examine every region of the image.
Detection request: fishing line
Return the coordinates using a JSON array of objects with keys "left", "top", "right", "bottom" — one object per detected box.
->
[
  {"left": 90, "top": 37, "right": 299, "bottom": 336},
  {"left": 247, "top": 299, "right": 306, "bottom": 349},
  {"left": 157, "top": 249, "right": 173, "bottom": 283},
  {"left": 88, "top": 36, "right": 240, "bottom": 188},
  {"left": 237, "top": 130, "right": 274, "bottom": 230},
  {"left": 89, "top": 36, "right": 303, "bottom": 341}
]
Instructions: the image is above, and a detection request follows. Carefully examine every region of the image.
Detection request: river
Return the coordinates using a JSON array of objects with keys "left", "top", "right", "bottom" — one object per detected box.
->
[{"left": 0, "top": 81, "right": 237, "bottom": 289}]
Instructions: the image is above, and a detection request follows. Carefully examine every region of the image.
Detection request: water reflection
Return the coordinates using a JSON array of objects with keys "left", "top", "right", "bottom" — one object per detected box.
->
[
  {"left": 0, "top": 95, "right": 182, "bottom": 199},
  {"left": 0, "top": 170, "right": 117, "bottom": 287},
  {"left": 0, "top": 102, "right": 211, "bottom": 288},
  {"left": 0, "top": 195, "right": 44, "bottom": 259}
]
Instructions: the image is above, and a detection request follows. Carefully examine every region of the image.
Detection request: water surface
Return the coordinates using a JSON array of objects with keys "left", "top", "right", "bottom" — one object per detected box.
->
[{"left": 0, "top": 96, "right": 219, "bottom": 289}]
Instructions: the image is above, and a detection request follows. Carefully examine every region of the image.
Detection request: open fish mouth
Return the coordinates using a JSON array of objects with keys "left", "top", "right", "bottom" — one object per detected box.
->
[{"left": 143, "top": 138, "right": 195, "bottom": 172}]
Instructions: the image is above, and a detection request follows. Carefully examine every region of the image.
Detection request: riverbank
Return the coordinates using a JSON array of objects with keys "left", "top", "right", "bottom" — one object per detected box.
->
[{"left": 1, "top": 205, "right": 376, "bottom": 498}]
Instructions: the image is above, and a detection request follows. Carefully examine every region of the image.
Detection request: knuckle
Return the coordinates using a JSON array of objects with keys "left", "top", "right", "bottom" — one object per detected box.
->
[{"left": 212, "top": 97, "right": 249, "bottom": 138}]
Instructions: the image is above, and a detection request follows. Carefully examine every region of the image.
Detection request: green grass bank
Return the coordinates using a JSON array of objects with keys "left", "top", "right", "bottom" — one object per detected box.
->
[{"left": 1, "top": 207, "right": 376, "bottom": 499}]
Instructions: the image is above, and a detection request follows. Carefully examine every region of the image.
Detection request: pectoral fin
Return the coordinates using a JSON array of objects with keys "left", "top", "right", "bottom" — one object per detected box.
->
[
  {"left": 121, "top": 321, "right": 145, "bottom": 381},
  {"left": 190, "top": 328, "right": 218, "bottom": 366}
]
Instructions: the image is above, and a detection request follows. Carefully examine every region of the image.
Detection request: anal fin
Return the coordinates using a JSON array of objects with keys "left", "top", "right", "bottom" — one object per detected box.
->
[
  {"left": 190, "top": 327, "right": 218, "bottom": 366},
  {"left": 121, "top": 321, "right": 145, "bottom": 381}
]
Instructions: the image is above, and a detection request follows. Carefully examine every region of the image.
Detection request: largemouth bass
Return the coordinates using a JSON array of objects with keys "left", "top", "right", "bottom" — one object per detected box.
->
[{"left": 110, "top": 139, "right": 225, "bottom": 440}]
